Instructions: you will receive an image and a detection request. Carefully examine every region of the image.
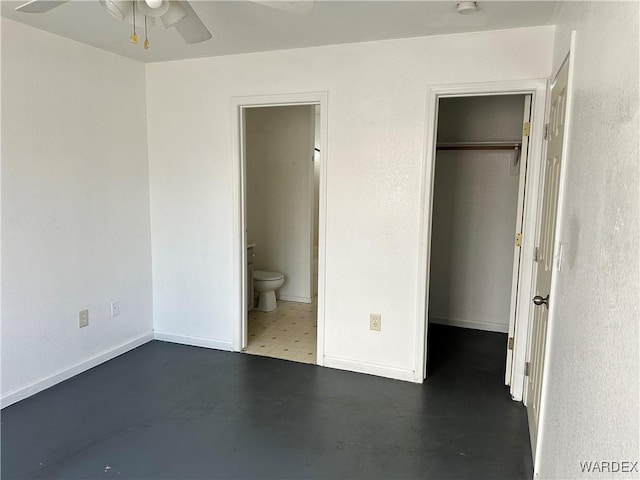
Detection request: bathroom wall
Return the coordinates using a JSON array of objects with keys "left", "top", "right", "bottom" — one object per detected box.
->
[
  {"left": 146, "top": 26, "right": 554, "bottom": 380},
  {"left": 429, "top": 96, "right": 525, "bottom": 333},
  {"left": 245, "top": 105, "right": 315, "bottom": 302}
]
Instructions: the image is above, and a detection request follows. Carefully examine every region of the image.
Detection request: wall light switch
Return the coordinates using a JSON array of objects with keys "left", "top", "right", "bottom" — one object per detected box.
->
[
  {"left": 370, "top": 313, "right": 382, "bottom": 331},
  {"left": 79, "top": 309, "right": 89, "bottom": 328},
  {"left": 110, "top": 301, "right": 120, "bottom": 317}
]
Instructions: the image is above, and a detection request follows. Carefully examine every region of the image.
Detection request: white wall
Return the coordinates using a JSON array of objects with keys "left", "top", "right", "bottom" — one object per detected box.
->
[
  {"left": 437, "top": 95, "right": 526, "bottom": 143},
  {"left": 245, "top": 105, "right": 314, "bottom": 302},
  {"left": 429, "top": 151, "right": 519, "bottom": 333},
  {"left": 537, "top": 3, "right": 639, "bottom": 478},
  {"left": 146, "top": 26, "right": 554, "bottom": 380},
  {"left": 1, "top": 20, "right": 153, "bottom": 406},
  {"left": 429, "top": 96, "right": 524, "bottom": 333}
]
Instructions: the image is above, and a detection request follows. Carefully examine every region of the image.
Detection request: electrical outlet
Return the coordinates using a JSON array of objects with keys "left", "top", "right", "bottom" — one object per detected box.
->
[
  {"left": 79, "top": 309, "right": 89, "bottom": 328},
  {"left": 370, "top": 313, "right": 381, "bottom": 331},
  {"left": 110, "top": 300, "right": 120, "bottom": 317}
]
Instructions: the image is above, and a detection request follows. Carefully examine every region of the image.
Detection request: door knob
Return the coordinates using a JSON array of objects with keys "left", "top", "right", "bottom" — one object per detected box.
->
[{"left": 532, "top": 294, "right": 549, "bottom": 308}]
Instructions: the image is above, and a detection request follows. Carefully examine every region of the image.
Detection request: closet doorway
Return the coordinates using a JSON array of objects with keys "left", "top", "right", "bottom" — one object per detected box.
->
[{"left": 426, "top": 94, "right": 532, "bottom": 390}]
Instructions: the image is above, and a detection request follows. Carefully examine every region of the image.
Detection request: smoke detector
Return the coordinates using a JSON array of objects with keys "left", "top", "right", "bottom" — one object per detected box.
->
[{"left": 456, "top": 1, "right": 478, "bottom": 14}]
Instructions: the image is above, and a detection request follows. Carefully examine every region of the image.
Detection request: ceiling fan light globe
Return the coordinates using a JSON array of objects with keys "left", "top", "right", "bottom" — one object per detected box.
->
[
  {"left": 145, "top": 0, "right": 162, "bottom": 8},
  {"left": 160, "top": 1, "right": 187, "bottom": 27},
  {"left": 138, "top": 0, "right": 170, "bottom": 17},
  {"left": 99, "top": 0, "right": 132, "bottom": 20}
]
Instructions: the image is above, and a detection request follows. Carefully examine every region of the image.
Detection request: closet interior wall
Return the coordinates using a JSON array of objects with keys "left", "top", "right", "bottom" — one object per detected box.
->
[{"left": 429, "top": 95, "right": 526, "bottom": 333}]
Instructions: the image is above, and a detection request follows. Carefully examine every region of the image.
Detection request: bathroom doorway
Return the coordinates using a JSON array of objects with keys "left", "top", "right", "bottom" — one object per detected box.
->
[{"left": 231, "top": 93, "right": 327, "bottom": 366}]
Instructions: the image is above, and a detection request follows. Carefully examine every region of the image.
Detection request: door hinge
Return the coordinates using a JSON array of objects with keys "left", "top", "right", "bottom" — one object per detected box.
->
[
  {"left": 515, "top": 232, "right": 523, "bottom": 247},
  {"left": 534, "top": 246, "right": 540, "bottom": 262},
  {"left": 543, "top": 123, "right": 549, "bottom": 140},
  {"left": 523, "top": 122, "right": 531, "bottom": 137},
  {"left": 508, "top": 337, "right": 514, "bottom": 350},
  {"left": 524, "top": 362, "right": 530, "bottom": 376}
]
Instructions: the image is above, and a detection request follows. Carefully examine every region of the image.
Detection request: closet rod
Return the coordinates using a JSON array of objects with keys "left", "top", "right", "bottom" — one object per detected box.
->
[{"left": 436, "top": 143, "right": 521, "bottom": 151}]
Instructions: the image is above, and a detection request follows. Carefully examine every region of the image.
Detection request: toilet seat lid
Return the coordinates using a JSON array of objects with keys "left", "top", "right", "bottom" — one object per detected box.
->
[{"left": 254, "top": 270, "right": 284, "bottom": 281}]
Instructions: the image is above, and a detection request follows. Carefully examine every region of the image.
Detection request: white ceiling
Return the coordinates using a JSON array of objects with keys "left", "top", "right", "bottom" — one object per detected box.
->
[{"left": 1, "top": 1, "right": 563, "bottom": 63}]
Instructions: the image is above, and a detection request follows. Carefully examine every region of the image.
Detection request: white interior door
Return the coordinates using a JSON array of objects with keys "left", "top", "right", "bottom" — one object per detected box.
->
[
  {"left": 526, "top": 58, "right": 569, "bottom": 455},
  {"left": 505, "top": 94, "right": 532, "bottom": 386}
]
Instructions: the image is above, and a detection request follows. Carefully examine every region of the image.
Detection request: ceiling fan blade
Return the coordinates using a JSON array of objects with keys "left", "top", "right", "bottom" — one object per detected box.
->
[
  {"left": 15, "top": 0, "right": 69, "bottom": 13},
  {"left": 251, "top": 1, "right": 315, "bottom": 15},
  {"left": 172, "top": 1, "right": 211, "bottom": 44}
]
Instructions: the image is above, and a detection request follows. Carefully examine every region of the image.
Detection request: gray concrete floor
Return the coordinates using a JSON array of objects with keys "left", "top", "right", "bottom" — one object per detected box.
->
[{"left": 1, "top": 324, "right": 532, "bottom": 479}]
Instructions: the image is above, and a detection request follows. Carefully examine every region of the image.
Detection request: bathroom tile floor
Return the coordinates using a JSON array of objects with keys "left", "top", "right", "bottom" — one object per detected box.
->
[{"left": 244, "top": 299, "right": 317, "bottom": 364}]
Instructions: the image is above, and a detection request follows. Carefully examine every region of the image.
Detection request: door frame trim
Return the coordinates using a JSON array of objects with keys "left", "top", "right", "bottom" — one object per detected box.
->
[
  {"left": 415, "top": 79, "right": 548, "bottom": 400},
  {"left": 230, "top": 92, "right": 329, "bottom": 365}
]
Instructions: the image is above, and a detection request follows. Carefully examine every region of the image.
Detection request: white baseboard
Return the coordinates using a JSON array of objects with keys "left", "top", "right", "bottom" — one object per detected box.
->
[
  {"left": 429, "top": 315, "right": 509, "bottom": 334},
  {"left": 278, "top": 295, "right": 312, "bottom": 304},
  {"left": 1, "top": 332, "right": 154, "bottom": 409},
  {"left": 323, "top": 355, "right": 416, "bottom": 383},
  {"left": 153, "top": 331, "right": 234, "bottom": 351}
]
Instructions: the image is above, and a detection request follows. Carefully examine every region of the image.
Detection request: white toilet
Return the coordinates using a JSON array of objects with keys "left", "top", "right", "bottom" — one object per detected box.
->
[{"left": 253, "top": 270, "right": 285, "bottom": 312}]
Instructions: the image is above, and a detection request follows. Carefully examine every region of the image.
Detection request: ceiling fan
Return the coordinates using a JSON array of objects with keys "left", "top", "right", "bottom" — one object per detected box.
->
[
  {"left": 14, "top": 0, "right": 316, "bottom": 47},
  {"left": 15, "top": 0, "right": 213, "bottom": 45}
]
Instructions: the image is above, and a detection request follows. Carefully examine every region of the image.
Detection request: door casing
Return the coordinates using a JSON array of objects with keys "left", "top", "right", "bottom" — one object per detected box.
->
[
  {"left": 417, "top": 80, "right": 548, "bottom": 400},
  {"left": 230, "top": 92, "right": 328, "bottom": 365}
]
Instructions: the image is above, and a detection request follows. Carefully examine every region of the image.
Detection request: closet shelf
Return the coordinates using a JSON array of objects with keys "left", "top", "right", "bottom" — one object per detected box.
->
[{"left": 436, "top": 142, "right": 522, "bottom": 151}]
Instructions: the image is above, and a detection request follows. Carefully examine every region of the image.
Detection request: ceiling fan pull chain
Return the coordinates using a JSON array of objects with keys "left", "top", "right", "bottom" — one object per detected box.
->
[
  {"left": 144, "top": 14, "right": 150, "bottom": 49},
  {"left": 130, "top": 1, "right": 139, "bottom": 44}
]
